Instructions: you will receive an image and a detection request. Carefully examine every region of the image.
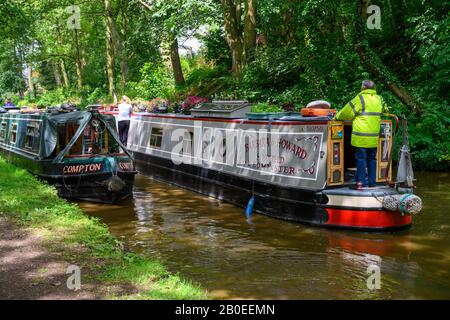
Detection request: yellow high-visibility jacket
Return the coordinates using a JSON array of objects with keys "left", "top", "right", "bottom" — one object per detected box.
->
[{"left": 336, "top": 89, "right": 386, "bottom": 148}]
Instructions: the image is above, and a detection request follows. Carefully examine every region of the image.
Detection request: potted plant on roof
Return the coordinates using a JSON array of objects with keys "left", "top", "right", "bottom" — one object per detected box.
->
[
  {"left": 180, "top": 96, "right": 209, "bottom": 115},
  {"left": 172, "top": 101, "right": 182, "bottom": 113},
  {"left": 246, "top": 102, "right": 290, "bottom": 120},
  {"left": 148, "top": 98, "right": 169, "bottom": 113}
]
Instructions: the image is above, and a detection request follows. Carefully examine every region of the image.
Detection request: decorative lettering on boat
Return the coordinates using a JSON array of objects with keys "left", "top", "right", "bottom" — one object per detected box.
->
[
  {"left": 241, "top": 133, "right": 322, "bottom": 179},
  {"left": 119, "top": 162, "right": 133, "bottom": 171},
  {"left": 62, "top": 163, "right": 102, "bottom": 174}
]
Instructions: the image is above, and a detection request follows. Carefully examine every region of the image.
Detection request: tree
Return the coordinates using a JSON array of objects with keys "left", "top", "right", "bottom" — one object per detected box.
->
[
  {"left": 104, "top": 0, "right": 117, "bottom": 100},
  {"left": 354, "top": 0, "right": 422, "bottom": 114},
  {"left": 137, "top": 0, "right": 217, "bottom": 85},
  {"left": 221, "top": 0, "right": 244, "bottom": 73},
  {"left": 243, "top": 0, "right": 256, "bottom": 62}
]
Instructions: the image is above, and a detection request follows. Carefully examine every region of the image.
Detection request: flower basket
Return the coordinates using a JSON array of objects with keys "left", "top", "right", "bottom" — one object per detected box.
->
[
  {"left": 180, "top": 96, "right": 209, "bottom": 115},
  {"left": 148, "top": 98, "right": 170, "bottom": 113}
]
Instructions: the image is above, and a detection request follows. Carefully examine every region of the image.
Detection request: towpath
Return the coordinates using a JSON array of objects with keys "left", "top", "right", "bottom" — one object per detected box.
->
[{"left": 0, "top": 217, "right": 104, "bottom": 299}]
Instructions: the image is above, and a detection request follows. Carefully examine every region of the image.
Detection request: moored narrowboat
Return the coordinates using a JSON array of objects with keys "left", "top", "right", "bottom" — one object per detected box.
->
[
  {"left": 102, "top": 100, "right": 422, "bottom": 231},
  {"left": 0, "top": 107, "right": 137, "bottom": 204}
]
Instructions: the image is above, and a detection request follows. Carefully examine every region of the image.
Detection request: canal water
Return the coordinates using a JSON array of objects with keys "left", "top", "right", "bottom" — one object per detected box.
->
[{"left": 80, "top": 172, "right": 450, "bottom": 299}]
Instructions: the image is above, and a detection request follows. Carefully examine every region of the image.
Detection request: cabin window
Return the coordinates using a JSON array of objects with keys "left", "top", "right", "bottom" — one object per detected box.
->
[
  {"left": 10, "top": 123, "right": 18, "bottom": 145},
  {"left": 0, "top": 122, "right": 7, "bottom": 142},
  {"left": 67, "top": 124, "right": 83, "bottom": 155},
  {"left": 59, "top": 120, "right": 121, "bottom": 157},
  {"left": 149, "top": 127, "right": 163, "bottom": 149},
  {"left": 181, "top": 131, "right": 193, "bottom": 155},
  {"left": 82, "top": 121, "right": 120, "bottom": 155},
  {"left": 25, "top": 122, "right": 40, "bottom": 150}
]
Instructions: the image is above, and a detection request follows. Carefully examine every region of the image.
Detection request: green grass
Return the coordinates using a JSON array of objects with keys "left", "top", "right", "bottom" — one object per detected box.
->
[{"left": 0, "top": 157, "right": 208, "bottom": 300}]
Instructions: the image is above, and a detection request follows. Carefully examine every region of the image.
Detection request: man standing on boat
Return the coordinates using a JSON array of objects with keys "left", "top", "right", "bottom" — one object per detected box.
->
[
  {"left": 117, "top": 96, "right": 133, "bottom": 146},
  {"left": 336, "top": 80, "right": 386, "bottom": 189}
]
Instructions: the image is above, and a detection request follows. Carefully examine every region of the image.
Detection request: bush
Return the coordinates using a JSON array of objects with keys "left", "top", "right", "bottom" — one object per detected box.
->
[
  {"left": 200, "top": 27, "right": 232, "bottom": 70},
  {"left": 185, "top": 65, "right": 225, "bottom": 86},
  {"left": 80, "top": 88, "right": 111, "bottom": 108},
  {"left": 407, "top": 103, "right": 450, "bottom": 171},
  {"left": 126, "top": 62, "right": 175, "bottom": 100},
  {"left": 35, "top": 88, "right": 67, "bottom": 107},
  {"left": 250, "top": 102, "right": 283, "bottom": 113}
]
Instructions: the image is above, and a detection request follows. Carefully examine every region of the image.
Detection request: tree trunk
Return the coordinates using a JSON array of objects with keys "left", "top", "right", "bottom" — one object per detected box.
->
[
  {"left": 244, "top": 0, "right": 257, "bottom": 62},
  {"left": 15, "top": 41, "right": 25, "bottom": 98},
  {"left": 282, "top": 7, "right": 295, "bottom": 45},
  {"left": 221, "top": 0, "right": 244, "bottom": 73},
  {"left": 170, "top": 38, "right": 185, "bottom": 86},
  {"left": 104, "top": 0, "right": 117, "bottom": 102},
  {"left": 354, "top": 0, "right": 422, "bottom": 114},
  {"left": 52, "top": 61, "right": 62, "bottom": 87},
  {"left": 109, "top": 7, "right": 128, "bottom": 94},
  {"left": 235, "top": 1, "right": 241, "bottom": 33},
  {"left": 136, "top": 0, "right": 184, "bottom": 85},
  {"left": 28, "top": 44, "right": 35, "bottom": 98},
  {"left": 59, "top": 60, "right": 70, "bottom": 89},
  {"left": 73, "top": 29, "right": 83, "bottom": 90}
]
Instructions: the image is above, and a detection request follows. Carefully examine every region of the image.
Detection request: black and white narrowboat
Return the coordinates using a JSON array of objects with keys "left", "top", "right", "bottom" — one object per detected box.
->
[
  {"left": 0, "top": 107, "right": 136, "bottom": 204},
  {"left": 102, "top": 100, "right": 422, "bottom": 231}
]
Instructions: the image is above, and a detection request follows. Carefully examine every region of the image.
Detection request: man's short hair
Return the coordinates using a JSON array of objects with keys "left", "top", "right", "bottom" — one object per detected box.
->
[{"left": 362, "top": 80, "right": 375, "bottom": 90}]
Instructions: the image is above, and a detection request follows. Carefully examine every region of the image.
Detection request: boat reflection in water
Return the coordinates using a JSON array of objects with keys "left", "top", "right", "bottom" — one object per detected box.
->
[{"left": 79, "top": 174, "right": 450, "bottom": 299}]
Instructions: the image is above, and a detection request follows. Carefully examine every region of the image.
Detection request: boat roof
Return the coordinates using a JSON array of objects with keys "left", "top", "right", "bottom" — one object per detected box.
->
[
  {"left": 102, "top": 111, "right": 332, "bottom": 125},
  {"left": 0, "top": 110, "right": 120, "bottom": 161},
  {"left": 0, "top": 110, "right": 116, "bottom": 124}
]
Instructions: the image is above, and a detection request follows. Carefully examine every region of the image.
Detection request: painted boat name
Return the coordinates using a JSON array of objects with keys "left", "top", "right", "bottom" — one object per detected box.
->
[{"left": 63, "top": 163, "right": 102, "bottom": 174}]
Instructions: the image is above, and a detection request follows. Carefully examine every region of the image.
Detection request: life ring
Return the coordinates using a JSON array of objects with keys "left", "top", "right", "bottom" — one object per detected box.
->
[
  {"left": 301, "top": 108, "right": 336, "bottom": 117},
  {"left": 306, "top": 100, "right": 331, "bottom": 109},
  {"left": 302, "top": 100, "right": 336, "bottom": 117}
]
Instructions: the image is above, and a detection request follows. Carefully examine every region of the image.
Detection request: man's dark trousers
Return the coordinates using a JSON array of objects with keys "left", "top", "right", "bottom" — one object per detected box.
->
[{"left": 356, "top": 147, "right": 377, "bottom": 187}]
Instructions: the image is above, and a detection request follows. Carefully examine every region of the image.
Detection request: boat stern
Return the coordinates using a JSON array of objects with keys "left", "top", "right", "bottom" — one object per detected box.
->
[{"left": 319, "top": 186, "right": 421, "bottom": 231}]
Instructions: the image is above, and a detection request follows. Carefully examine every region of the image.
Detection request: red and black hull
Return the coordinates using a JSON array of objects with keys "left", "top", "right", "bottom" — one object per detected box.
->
[{"left": 134, "top": 152, "right": 411, "bottom": 231}]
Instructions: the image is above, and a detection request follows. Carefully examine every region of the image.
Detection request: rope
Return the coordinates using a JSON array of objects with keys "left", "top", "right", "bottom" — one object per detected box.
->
[
  {"left": 382, "top": 194, "right": 423, "bottom": 216},
  {"left": 372, "top": 192, "right": 388, "bottom": 204},
  {"left": 62, "top": 169, "right": 83, "bottom": 195}
]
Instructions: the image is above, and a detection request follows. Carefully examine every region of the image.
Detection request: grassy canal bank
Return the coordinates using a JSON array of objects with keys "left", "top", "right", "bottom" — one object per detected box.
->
[{"left": 0, "top": 157, "right": 207, "bottom": 300}]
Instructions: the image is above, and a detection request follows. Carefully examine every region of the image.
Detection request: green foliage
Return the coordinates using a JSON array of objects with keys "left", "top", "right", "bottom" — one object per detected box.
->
[
  {"left": 406, "top": 7, "right": 450, "bottom": 101},
  {"left": 35, "top": 88, "right": 67, "bottom": 107},
  {"left": 1, "top": 0, "right": 448, "bottom": 170},
  {"left": 80, "top": 88, "right": 112, "bottom": 108},
  {"left": 250, "top": 103, "right": 283, "bottom": 113},
  {"left": 200, "top": 27, "right": 232, "bottom": 70},
  {"left": 0, "top": 157, "right": 207, "bottom": 300},
  {"left": 185, "top": 64, "right": 225, "bottom": 86},
  {"left": 407, "top": 103, "right": 450, "bottom": 171},
  {"left": 126, "top": 62, "right": 175, "bottom": 100}
]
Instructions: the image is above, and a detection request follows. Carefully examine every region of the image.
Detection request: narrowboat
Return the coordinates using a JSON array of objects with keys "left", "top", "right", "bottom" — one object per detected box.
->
[
  {"left": 102, "top": 100, "right": 422, "bottom": 231},
  {"left": 0, "top": 106, "right": 136, "bottom": 204}
]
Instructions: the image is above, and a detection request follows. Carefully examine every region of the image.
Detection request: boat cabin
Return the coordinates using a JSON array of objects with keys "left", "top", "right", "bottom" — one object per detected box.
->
[
  {"left": 103, "top": 100, "right": 394, "bottom": 191},
  {"left": 0, "top": 111, "right": 124, "bottom": 161},
  {"left": 0, "top": 109, "right": 136, "bottom": 204}
]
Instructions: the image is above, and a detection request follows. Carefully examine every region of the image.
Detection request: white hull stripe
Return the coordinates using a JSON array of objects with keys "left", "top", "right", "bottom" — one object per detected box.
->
[{"left": 325, "top": 194, "right": 384, "bottom": 209}]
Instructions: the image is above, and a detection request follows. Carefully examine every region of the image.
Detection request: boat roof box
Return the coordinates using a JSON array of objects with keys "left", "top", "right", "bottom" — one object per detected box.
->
[{"left": 191, "top": 100, "right": 251, "bottom": 119}]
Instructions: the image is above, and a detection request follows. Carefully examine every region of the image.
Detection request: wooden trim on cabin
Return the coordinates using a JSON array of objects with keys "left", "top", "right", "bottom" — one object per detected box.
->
[
  {"left": 327, "top": 121, "right": 345, "bottom": 186},
  {"left": 377, "top": 120, "right": 393, "bottom": 183}
]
